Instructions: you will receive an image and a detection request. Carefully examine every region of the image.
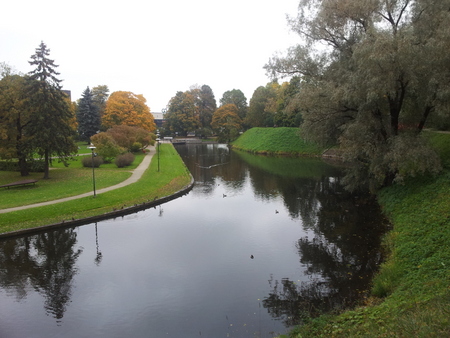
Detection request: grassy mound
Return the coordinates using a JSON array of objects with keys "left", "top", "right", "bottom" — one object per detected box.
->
[{"left": 231, "top": 127, "right": 325, "bottom": 156}]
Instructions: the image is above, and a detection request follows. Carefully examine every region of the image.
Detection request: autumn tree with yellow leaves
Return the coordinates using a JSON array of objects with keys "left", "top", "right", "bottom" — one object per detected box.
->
[
  {"left": 102, "top": 91, "right": 156, "bottom": 132},
  {"left": 211, "top": 104, "right": 242, "bottom": 143}
]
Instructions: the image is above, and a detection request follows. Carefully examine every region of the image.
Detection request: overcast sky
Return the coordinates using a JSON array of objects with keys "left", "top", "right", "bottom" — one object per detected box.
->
[{"left": 1, "top": 0, "right": 301, "bottom": 112}]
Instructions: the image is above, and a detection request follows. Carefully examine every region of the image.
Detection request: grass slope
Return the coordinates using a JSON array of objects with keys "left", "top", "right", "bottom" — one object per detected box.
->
[
  {"left": 0, "top": 144, "right": 191, "bottom": 234},
  {"left": 231, "top": 127, "right": 325, "bottom": 155},
  {"left": 286, "top": 131, "right": 450, "bottom": 337}
]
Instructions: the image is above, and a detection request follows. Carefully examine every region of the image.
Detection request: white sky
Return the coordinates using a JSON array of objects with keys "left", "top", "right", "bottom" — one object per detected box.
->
[{"left": 1, "top": 0, "right": 301, "bottom": 112}]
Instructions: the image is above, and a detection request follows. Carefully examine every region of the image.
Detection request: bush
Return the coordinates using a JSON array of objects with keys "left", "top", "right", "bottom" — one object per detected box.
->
[
  {"left": 115, "top": 153, "right": 135, "bottom": 168},
  {"left": 130, "top": 142, "right": 142, "bottom": 153},
  {"left": 28, "top": 160, "right": 45, "bottom": 172},
  {"left": 0, "top": 161, "right": 19, "bottom": 171},
  {"left": 90, "top": 132, "right": 124, "bottom": 162},
  {"left": 81, "top": 155, "right": 104, "bottom": 168},
  {"left": 0, "top": 160, "right": 45, "bottom": 172}
]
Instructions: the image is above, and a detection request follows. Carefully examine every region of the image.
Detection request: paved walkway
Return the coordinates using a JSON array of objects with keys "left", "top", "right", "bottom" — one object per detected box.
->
[{"left": 0, "top": 146, "right": 155, "bottom": 214}]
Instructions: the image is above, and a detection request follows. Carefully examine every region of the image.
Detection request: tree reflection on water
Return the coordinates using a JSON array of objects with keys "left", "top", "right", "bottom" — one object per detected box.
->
[
  {"left": 0, "top": 228, "right": 82, "bottom": 321},
  {"left": 178, "top": 144, "right": 390, "bottom": 327},
  {"left": 263, "top": 182, "right": 389, "bottom": 326}
]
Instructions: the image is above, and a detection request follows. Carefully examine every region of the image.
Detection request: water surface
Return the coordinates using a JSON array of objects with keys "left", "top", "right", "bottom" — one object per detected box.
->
[{"left": 0, "top": 144, "right": 387, "bottom": 337}]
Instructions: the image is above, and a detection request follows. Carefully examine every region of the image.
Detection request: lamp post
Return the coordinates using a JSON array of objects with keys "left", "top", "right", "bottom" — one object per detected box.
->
[
  {"left": 156, "top": 132, "right": 160, "bottom": 172},
  {"left": 88, "top": 144, "right": 97, "bottom": 197}
]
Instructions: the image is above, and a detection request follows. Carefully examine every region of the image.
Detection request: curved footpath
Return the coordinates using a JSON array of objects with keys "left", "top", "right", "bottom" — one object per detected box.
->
[
  {"left": 0, "top": 145, "right": 156, "bottom": 214},
  {"left": 0, "top": 144, "right": 195, "bottom": 238}
]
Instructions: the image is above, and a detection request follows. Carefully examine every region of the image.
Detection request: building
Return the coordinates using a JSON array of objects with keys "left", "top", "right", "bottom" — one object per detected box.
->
[{"left": 151, "top": 112, "right": 165, "bottom": 128}]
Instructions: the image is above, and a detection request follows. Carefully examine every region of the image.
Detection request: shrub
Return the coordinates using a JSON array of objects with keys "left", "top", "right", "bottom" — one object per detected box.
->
[
  {"left": 114, "top": 153, "right": 135, "bottom": 168},
  {"left": 106, "top": 125, "right": 153, "bottom": 151},
  {"left": 28, "top": 160, "right": 45, "bottom": 172},
  {"left": 130, "top": 142, "right": 142, "bottom": 153},
  {"left": 81, "top": 155, "right": 104, "bottom": 168},
  {"left": 90, "top": 132, "right": 124, "bottom": 163},
  {"left": 0, "top": 161, "right": 19, "bottom": 171},
  {"left": 0, "top": 160, "right": 45, "bottom": 172}
]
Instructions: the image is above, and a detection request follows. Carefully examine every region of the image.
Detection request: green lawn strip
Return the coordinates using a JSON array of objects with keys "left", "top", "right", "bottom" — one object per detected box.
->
[
  {"left": 76, "top": 141, "right": 93, "bottom": 155},
  {"left": 0, "top": 154, "right": 147, "bottom": 208},
  {"left": 0, "top": 144, "right": 192, "bottom": 233},
  {"left": 231, "top": 127, "right": 326, "bottom": 155}
]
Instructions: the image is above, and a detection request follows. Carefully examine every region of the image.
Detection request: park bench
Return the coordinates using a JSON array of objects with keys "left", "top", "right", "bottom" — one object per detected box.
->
[{"left": 0, "top": 179, "right": 38, "bottom": 189}]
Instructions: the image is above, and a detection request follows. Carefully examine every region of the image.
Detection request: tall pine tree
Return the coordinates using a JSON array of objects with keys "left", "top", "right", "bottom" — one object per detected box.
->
[
  {"left": 77, "top": 87, "right": 100, "bottom": 142},
  {"left": 27, "top": 41, "right": 77, "bottom": 179}
]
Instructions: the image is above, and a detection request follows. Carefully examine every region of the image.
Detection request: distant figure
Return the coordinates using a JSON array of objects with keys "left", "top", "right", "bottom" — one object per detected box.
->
[
  {"left": 223, "top": 194, "right": 227, "bottom": 198},
  {"left": 250, "top": 255, "right": 254, "bottom": 259},
  {"left": 275, "top": 210, "right": 279, "bottom": 214}
]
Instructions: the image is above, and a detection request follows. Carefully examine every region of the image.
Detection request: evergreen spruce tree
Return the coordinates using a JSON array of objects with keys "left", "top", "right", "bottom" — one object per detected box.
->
[
  {"left": 77, "top": 87, "right": 100, "bottom": 142},
  {"left": 27, "top": 41, "right": 77, "bottom": 179}
]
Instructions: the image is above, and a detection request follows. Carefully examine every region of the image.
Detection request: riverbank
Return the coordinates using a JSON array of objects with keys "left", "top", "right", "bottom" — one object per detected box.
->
[
  {"left": 0, "top": 143, "right": 193, "bottom": 237},
  {"left": 231, "top": 127, "right": 326, "bottom": 156},
  {"left": 232, "top": 127, "right": 450, "bottom": 337}
]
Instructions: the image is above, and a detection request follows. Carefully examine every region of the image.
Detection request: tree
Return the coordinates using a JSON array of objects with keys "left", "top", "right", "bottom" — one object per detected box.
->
[
  {"left": 0, "top": 74, "right": 33, "bottom": 176},
  {"left": 90, "top": 132, "right": 123, "bottom": 162},
  {"left": 211, "top": 104, "right": 242, "bottom": 142},
  {"left": 273, "top": 77, "right": 303, "bottom": 127},
  {"left": 76, "top": 87, "right": 100, "bottom": 142},
  {"left": 265, "top": 0, "right": 448, "bottom": 189},
  {"left": 106, "top": 125, "right": 154, "bottom": 151},
  {"left": 27, "top": 41, "right": 77, "bottom": 179},
  {"left": 102, "top": 91, "right": 155, "bottom": 132},
  {"left": 246, "top": 83, "right": 278, "bottom": 128},
  {"left": 197, "top": 85, "right": 217, "bottom": 136},
  {"left": 220, "top": 89, "right": 248, "bottom": 122},
  {"left": 165, "top": 91, "right": 201, "bottom": 136},
  {"left": 92, "top": 85, "right": 109, "bottom": 117}
]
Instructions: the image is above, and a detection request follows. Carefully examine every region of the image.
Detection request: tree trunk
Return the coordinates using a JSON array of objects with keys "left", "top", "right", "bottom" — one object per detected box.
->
[
  {"left": 43, "top": 149, "right": 50, "bottom": 179},
  {"left": 417, "top": 105, "right": 433, "bottom": 133},
  {"left": 16, "top": 119, "right": 30, "bottom": 176}
]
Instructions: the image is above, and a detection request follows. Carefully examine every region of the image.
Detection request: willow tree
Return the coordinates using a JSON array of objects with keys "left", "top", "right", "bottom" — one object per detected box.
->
[
  {"left": 27, "top": 41, "right": 77, "bottom": 179},
  {"left": 265, "top": 0, "right": 449, "bottom": 189}
]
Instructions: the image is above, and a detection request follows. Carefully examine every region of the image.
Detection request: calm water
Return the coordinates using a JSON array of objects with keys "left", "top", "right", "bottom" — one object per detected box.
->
[{"left": 0, "top": 144, "right": 387, "bottom": 338}]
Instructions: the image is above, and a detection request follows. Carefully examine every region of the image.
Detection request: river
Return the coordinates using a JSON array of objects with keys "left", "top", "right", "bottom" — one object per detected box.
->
[{"left": 0, "top": 144, "right": 387, "bottom": 337}]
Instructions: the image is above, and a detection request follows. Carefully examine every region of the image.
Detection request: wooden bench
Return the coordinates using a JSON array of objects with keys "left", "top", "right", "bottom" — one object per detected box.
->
[{"left": 0, "top": 179, "right": 38, "bottom": 189}]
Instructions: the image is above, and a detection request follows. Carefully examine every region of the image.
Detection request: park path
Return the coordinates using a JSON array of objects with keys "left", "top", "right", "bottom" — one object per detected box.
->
[{"left": 0, "top": 146, "right": 155, "bottom": 214}]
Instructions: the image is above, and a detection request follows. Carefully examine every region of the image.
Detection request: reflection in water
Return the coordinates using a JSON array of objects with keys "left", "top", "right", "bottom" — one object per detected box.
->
[
  {"left": 0, "top": 143, "right": 388, "bottom": 337},
  {"left": 177, "top": 144, "right": 388, "bottom": 325},
  {"left": 0, "top": 228, "right": 82, "bottom": 321},
  {"left": 264, "top": 190, "right": 388, "bottom": 325},
  {"left": 94, "top": 223, "right": 102, "bottom": 266}
]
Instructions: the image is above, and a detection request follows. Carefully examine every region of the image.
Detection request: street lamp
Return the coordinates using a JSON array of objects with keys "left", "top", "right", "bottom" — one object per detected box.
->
[
  {"left": 156, "top": 132, "right": 160, "bottom": 172},
  {"left": 88, "top": 144, "right": 97, "bottom": 197}
]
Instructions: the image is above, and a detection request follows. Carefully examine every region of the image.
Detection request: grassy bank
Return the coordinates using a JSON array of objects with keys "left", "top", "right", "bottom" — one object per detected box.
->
[
  {"left": 231, "top": 127, "right": 449, "bottom": 336},
  {"left": 231, "top": 127, "right": 326, "bottom": 156},
  {"left": 276, "top": 130, "right": 450, "bottom": 337},
  {"left": 0, "top": 144, "right": 192, "bottom": 234}
]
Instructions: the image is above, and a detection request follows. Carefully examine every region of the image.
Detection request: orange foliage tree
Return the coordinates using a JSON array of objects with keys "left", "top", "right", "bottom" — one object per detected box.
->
[
  {"left": 102, "top": 91, "right": 156, "bottom": 132},
  {"left": 211, "top": 104, "right": 242, "bottom": 142}
]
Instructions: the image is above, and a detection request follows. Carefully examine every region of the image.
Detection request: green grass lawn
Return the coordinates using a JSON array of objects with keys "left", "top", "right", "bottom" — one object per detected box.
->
[
  {"left": 0, "top": 144, "right": 192, "bottom": 233},
  {"left": 231, "top": 127, "right": 326, "bottom": 156},
  {"left": 0, "top": 154, "right": 146, "bottom": 208}
]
